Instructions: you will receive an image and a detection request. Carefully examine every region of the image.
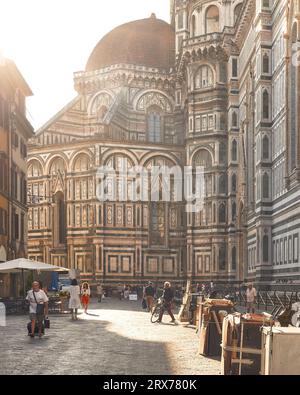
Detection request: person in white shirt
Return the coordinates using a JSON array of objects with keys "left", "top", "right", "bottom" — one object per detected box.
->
[
  {"left": 26, "top": 281, "right": 49, "bottom": 338},
  {"left": 246, "top": 283, "right": 257, "bottom": 313},
  {"left": 96, "top": 283, "right": 103, "bottom": 303},
  {"left": 69, "top": 279, "right": 81, "bottom": 320}
]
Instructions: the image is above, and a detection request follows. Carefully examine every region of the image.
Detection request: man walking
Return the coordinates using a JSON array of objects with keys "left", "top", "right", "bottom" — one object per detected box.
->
[
  {"left": 158, "top": 282, "right": 176, "bottom": 324},
  {"left": 144, "top": 282, "right": 155, "bottom": 312},
  {"left": 246, "top": 283, "right": 257, "bottom": 314}
]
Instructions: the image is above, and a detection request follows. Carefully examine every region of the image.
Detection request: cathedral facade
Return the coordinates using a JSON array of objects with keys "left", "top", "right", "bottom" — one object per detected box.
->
[{"left": 27, "top": 0, "right": 300, "bottom": 288}]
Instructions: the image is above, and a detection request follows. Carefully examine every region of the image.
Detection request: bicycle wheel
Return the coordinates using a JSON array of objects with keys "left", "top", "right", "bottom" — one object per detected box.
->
[{"left": 151, "top": 306, "right": 161, "bottom": 323}]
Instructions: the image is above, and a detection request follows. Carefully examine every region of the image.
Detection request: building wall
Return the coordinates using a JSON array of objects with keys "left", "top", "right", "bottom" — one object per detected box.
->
[
  {"left": 0, "top": 59, "right": 33, "bottom": 296},
  {"left": 175, "top": 0, "right": 300, "bottom": 288}
]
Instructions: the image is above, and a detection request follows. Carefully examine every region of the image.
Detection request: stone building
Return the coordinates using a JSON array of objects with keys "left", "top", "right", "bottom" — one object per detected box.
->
[
  {"left": 0, "top": 58, "right": 33, "bottom": 296},
  {"left": 28, "top": 0, "right": 300, "bottom": 289}
]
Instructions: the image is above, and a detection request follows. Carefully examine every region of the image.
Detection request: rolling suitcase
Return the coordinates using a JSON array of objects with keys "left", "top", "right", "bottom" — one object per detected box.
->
[{"left": 27, "top": 322, "right": 45, "bottom": 335}]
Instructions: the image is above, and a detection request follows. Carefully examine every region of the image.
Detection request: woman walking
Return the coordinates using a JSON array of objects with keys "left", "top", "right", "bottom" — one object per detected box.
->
[
  {"left": 81, "top": 282, "right": 91, "bottom": 313},
  {"left": 26, "top": 281, "right": 49, "bottom": 338},
  {"left": 69, "top": 279, "right": 81, "bottom": 320}
]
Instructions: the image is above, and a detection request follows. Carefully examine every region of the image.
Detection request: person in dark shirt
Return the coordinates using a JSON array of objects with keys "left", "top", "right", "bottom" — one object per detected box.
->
[
  {"left": 158, "top": 282, "right": 176, "bottom": 324},
  {"left": 144, "top": 282, "right": 155, "bottom": 312}
]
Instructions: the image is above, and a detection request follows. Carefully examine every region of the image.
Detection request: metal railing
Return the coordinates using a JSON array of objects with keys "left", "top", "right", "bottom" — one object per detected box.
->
[{"left": 216, "top": 289, "right": 300, "bottom": 313}]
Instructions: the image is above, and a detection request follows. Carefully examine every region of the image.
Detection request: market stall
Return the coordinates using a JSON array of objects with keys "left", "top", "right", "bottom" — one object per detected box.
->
[
  {"left": 221, "top": 313, "right": 274, "bottom": 375},
  {"left": 198, "top": 298, "right": 235, "bottom": 357}
]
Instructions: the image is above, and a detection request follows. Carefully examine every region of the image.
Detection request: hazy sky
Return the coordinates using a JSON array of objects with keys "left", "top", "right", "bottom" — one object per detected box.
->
[{"left": 0, "top": 0, "right": 170, "bottom": 130}]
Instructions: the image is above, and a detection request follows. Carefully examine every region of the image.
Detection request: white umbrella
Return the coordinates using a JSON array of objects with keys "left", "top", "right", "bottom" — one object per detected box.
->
[
  {"left": 0, "top": 258, "right": 69, "bottom": 297},
  {"left": 0, "top": 258, "right": 68, "bottom": 273}
]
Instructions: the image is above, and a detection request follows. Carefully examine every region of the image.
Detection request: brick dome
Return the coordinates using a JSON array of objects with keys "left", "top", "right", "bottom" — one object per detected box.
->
[{"left": 86, "top": 14, "right": 175, "bottom": 72}]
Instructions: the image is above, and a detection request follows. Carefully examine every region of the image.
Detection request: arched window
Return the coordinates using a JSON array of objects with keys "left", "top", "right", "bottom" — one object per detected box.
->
[
  {"left": 150, "top": 203, "right": 165, "bottom": 246},
  {"left": 28, "top": 161, "right": 42, "bottom": 178},
  {"left": 290, "top": 23, "right": 298, "bottom": 171},
  {"left": 193, "top": 149, "right": 213, "bottom": 169},
  {"left": 232, "top": 201, "right": 237, "bottom": 222},
  {"left": 232, "top": 139, "right": 238, "bottom": 161},
  {"left": 147, "top": 106, "right": 163, "bottom": 143},
  {"left": 191, "top": 14, "right": 196, "bottom": 37},
  {"left": 194, "top": 65, "right": 214, "bottom": 89},
  {"left": 234, "top": 3, "right": 243, "bottom": 24},
  {"left": 219, "top": 203, "right": 226, "bottom": 223},
  {"left": 193, "top": 149, "right": 213, "bottom": 199},
  {"left": 263, "top": 172, "right": 270, "bottom": 199},
  {"left": 262, "top": 135, "right": 269, "bottom": 160},
  {"left": 50, "top": 158, "right": 66, "bottom": 176},
  {"left": 232, "top": 173, "right": 237, "bottom": 193},
  {"left": 263, "top": 90, "right": 270, "bottom": 119},
  {"left": 232, "top": 246, "right": 237, "bottom": 271},
  {"left": 219, "top": 174, "right": 226, "bottom": 194},
  {"left": 146, "top": 157, "right": 175, "bottom": 246},
  {"left": 232, "top": 111, "right": 238, "bottom": 128},
  {"left": 206, "top": 5, "right": 219, "bottom": 34},
  {"left": 263, "top": 235, "right": 269, "bottom": 262},
  {"left": 74, "top": 155, "right": 90, "bottom": 172},
  {"left": 219, "top": 142, "right": 227, "bottom": 164},
  {"left": 53, "top": 191, "right": 66, "bottom": 246},
  {"left": 219, "top": 245, "right": 226, "bottom": 271},
  {"left": 263, "top": 53, "right": 270, "bottom": 74}
]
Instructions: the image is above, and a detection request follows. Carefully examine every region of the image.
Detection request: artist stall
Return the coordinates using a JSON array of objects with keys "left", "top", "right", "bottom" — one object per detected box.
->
[
  {"left": 198, "top": 299, "right": 235, "bottom": 357},
  {"left": 221, "top": 313, "right": 274, "bottom": 375}
]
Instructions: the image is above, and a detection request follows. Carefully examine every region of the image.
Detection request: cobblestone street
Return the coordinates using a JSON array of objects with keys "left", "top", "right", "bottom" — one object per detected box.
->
[{"left": 0, "top": 298, "right": 221, "bottom": 375}]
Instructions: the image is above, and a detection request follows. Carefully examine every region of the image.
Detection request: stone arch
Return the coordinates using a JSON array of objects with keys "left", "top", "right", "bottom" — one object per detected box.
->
[
  {"left": 87, "top": 89, "right": 115, "bottom": 116},
  {"left": 101, "top": 149, "right": 138, "bottom": 168},
  {"left": 133, "top": 90, "right": 174, "bottom": 113},
  {"left": 27, "top": 158, "right": 44, "bottom": 177},
  {"left": 69, "top": 150, "right": 93, "bottom": 172},
  {"left": 190, "top": 146, "right": 214, "bottom": 167},
  {"left": 45, "top": 154, "right": 68, "bottom": 176},
  {"left": 140, "top": 152, "right": 181, "bottom": 168},
  {"left": 194, "top": 64, "right": 215, "bottom": 90}
]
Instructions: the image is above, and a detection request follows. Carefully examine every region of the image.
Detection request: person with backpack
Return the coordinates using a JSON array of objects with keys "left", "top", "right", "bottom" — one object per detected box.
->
[
  {"left": 144, "top": 282, "right": 155, "bottom": 312},
  {"left": 26, "top": 281, "right": 49, "bottom": 338}
]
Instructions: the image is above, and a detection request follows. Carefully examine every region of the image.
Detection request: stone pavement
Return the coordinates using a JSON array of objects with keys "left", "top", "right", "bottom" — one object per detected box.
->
[{"left": 0, "top": 298, "right": 221, "bottom": 375}]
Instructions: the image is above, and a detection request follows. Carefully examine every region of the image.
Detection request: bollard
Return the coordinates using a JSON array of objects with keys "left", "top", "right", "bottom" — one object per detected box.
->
[{"left": 0, "top": 302, "right": 6, "bottom": 327}]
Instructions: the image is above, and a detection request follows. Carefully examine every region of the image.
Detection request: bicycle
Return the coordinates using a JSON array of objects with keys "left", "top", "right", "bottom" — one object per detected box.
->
[{"left": 150, "top": 298, "right": 163, "bottom": 323}]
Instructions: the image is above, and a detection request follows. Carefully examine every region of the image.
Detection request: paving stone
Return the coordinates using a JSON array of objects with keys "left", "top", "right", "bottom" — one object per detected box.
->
[{"left": 0, "top": 298, "right": 221, "bottom": 375}]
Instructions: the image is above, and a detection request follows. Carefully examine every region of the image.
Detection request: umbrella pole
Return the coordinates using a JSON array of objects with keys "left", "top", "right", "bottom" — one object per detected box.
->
[{"left": 22, "top": 269, "right": 25, "bottom": 299}]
